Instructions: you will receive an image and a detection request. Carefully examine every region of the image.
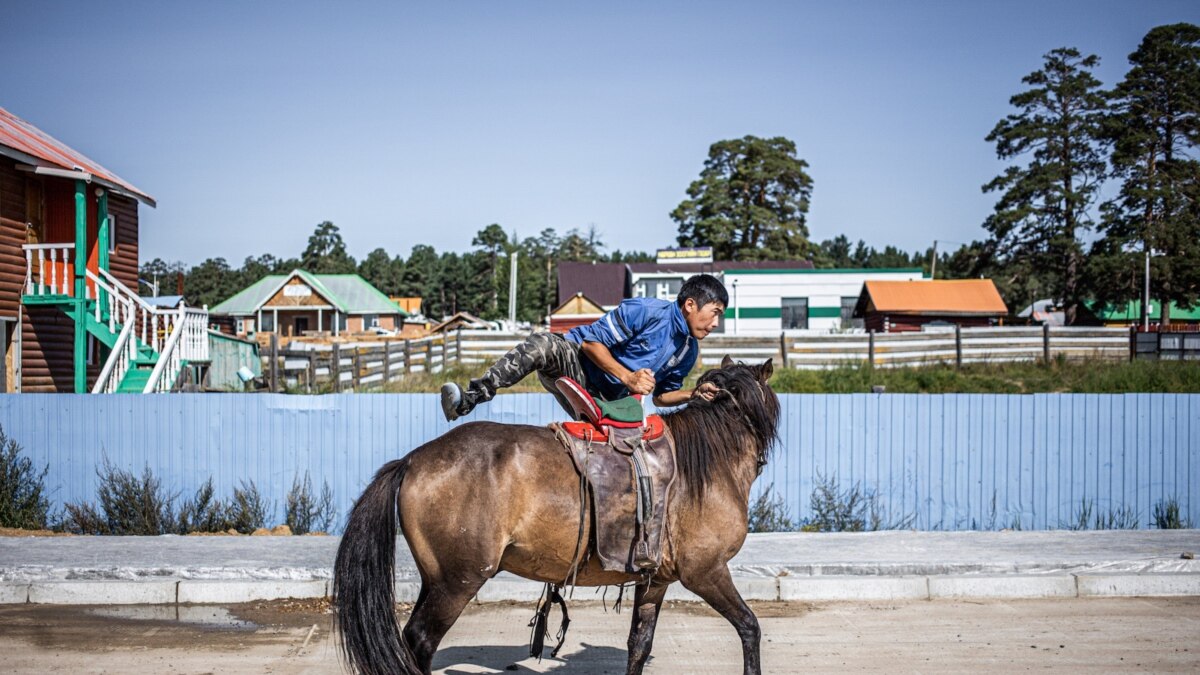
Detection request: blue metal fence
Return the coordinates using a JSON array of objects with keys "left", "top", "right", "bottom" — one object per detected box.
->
[{"left": 1, "top": 393, "right": 1194, "bottom": 532}]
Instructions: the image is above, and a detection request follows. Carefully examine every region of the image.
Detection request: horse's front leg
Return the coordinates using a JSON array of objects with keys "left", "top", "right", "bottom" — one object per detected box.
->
[
  {"left": 626, "top": 582, "right": 668, "bottom": 675},
  {"left": 681, "top": 566, "right": 761, "bottom": 675}
]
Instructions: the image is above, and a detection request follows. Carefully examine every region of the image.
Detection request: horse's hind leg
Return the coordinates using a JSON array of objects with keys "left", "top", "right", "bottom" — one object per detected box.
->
[
  {"left": 681, "top": 566, "right": 761, "bottom": 675},
  {"left": 403, "top": 576, "right": 486, "bottom": 675},
  {"left": 626, "top": 582, "right": 667, "bottom": 675}
]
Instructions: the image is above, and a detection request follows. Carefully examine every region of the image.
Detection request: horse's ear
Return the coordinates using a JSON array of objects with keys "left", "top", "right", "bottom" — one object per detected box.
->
[
  {"left": 759, "top": 359, "right": 774, "bottom": 382},
  {"left": 720, "top": 354, "right": 735, "bottom": 369}
]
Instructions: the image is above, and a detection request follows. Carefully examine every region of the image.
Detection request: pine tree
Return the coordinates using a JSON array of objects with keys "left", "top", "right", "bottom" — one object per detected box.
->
[
  {"left": 1092, "top": 24, "right": 1200, "bottom": 325},
  {"left": 673, "top": 136, "right": 814, "bottom": 261},
  {"left": 301, "top": 221, "right": 357, "bottom": 274},
  {"left": 983, "top": 48, "right": 1108, "bottom": 324}
]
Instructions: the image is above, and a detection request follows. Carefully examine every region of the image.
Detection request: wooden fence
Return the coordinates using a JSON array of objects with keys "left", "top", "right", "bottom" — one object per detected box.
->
[
  {"left": 786, "top": 326, "right": 1132, "bottom": 369},
  {"left": 588, "top": 327, "right": 1133, "bottom": 369},
  {"left": 261, "top": 333, "right": 461, "bottom": 392},
  {"left": 260, "top": 326, "right": 1143, "bottom": 391}
]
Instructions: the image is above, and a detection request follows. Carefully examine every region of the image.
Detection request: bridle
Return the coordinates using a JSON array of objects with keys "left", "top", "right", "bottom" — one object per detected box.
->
[{"left": 705, "top": 380, "right": 771, "bottom": 475}]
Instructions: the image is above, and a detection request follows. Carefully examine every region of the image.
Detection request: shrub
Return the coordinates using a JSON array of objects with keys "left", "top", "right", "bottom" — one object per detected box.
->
[
  {"left": 0, "top": 425, "right": 50, "bottom": 530},
  {"left": 808, "top": 472, "right": 868, "bottom": 532},
  {"left": 176, "top": 478, "right": 231, "bottom": 534},
  {"left": 748, "top": 484, "right": 798, "bottom": 532},
  {"left": 285, "top": 472, "right": 336, "bottom": 535},
  {"left": 1061, "top": 498, "right": 1139, "bottom": 530},
  {"left": 228, "top": 480, "right": 271, "bottom": 533},
  {"left": 805, "top": 472, "right": 914, "bottom": 532},
  {"left": 61, "top": 460, "right": 177, "bottom": 535},
  {"left": 1153, "top": 497, "right": 1192, "bottom": 529}
]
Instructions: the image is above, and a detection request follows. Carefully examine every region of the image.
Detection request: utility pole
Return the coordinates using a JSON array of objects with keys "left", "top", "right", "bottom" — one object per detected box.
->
[
  {"left": 732, "top": 279, "right": 739, "bottom": 335},
  {"left": 930, "top": 240, "right": 938, "bottom": 279},
  {"left": 508, "top": 251, "right": 518, "bottom": 325},
  {"left": 1143, "top": 243, "right": 1150, "bottom": 331}
]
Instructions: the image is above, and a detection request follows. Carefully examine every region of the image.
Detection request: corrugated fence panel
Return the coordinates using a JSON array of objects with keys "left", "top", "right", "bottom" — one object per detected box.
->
[{"left": 0, "top": 393, "right": 1195, "bottom": 533}]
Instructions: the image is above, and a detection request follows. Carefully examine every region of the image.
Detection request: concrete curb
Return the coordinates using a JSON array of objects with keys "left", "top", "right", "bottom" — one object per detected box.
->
[
  {"left": 28, "top": 580, "right": 177, "bottom": 605},
  {"left": 928, "top": 575, "right": 1078, "bottom": 599},
  {"left": 780, "top": 576, "right": 928, "bottom": 601},
  {"left": 177, "top": 580, "right": 328, "bottom": 604},
  {"left": 2, "top": 573, "right": 1199, "bottom": 605},
  {"left": 0, "top": 583, "right": 29, "bottom": 604},
  {"left": 1077, "top": 573, "right": 1200, "bottom": 597}
]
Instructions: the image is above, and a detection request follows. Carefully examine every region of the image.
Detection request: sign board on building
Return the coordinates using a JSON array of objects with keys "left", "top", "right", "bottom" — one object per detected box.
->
[
  {"left": 656, "top": 246, "right": 714, "bottom": 264},
  {"left": 283, "top": 284, "right": 312, "bottom": 298}
]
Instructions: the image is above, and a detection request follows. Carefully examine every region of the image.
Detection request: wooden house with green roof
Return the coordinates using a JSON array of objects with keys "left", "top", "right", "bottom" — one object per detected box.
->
[{"left": 211, "top": 270, "right": 408, "bottom": 338}]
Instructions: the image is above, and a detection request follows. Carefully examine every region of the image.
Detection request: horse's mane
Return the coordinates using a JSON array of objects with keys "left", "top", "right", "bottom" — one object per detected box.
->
[{"left": 662, "top": 362, "right": 780, "bottom": 496}]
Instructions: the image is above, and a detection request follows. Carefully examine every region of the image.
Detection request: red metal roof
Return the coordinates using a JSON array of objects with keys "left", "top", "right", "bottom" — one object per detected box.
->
[{"left": 0, "top": 106, "right": 154, "bottom": 206}]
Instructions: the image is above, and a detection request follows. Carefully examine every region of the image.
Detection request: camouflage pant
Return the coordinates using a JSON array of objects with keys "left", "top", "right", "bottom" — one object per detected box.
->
[{"left": 465, "top": 332, "right": 591, "bottom": 416}]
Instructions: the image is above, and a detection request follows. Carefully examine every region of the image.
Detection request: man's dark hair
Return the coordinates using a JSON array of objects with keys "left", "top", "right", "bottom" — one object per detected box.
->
[{"left": 677, "top": 274, "right": 729, "bottom": 309}]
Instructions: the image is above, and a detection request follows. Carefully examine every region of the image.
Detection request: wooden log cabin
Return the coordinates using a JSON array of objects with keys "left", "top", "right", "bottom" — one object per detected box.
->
[{"left": 0, "top": 106, "right": 208, "bottom": 393}]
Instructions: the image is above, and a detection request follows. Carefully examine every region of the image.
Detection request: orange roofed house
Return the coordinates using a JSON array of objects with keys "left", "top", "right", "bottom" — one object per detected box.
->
[
  {"left": 852, "top": 279, "right": 1008, "bottom": 332},
  {"left": 0, "top": 106, "right": 208, "bottom": 393}
]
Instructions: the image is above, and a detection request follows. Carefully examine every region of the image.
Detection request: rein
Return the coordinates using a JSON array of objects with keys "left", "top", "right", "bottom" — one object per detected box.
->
[{"left": 705, "top": 384, "right": 769, "bottom": 475}]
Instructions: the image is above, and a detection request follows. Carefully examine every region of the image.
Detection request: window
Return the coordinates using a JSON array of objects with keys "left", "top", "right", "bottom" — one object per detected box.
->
[
  {"left": 781, "top": 297, "right": 808, "bottom": 330},
  {"left": 633, "top": 282, "right": 647, "bottom": 298},
  {"left": 363, "top": 314, "right": 379, "bottom": 328},
  {"left": 841, "top": 296, "right": 864, "bottom": 329},
  {"left": 260, "top": 313, "right": 275, "bottom": 332},
  {"left": 655, "top": 278, "right": 682, "bottom": 301},
  {"left": 107, "top": 215, "right": 117, "bottom": 253}
]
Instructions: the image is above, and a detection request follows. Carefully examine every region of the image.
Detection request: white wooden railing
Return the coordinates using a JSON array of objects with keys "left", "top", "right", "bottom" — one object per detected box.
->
[
  {"left": 81, "top": 268, "right": 210, "bottom": 393},
  {"left": 23, "top": 243, "right": 76, "bottom": 296},
  {"left": 143, "top": 307, "right": 207, "bottom": 393},
  {"left": 88, "top": 270, "right": 138, "bottom": 394}
]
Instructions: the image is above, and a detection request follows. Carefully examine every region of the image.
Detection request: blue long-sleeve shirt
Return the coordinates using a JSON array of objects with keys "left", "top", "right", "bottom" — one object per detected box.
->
[{"left": 565, "top": 298, "right": 698, "bottom": 401}]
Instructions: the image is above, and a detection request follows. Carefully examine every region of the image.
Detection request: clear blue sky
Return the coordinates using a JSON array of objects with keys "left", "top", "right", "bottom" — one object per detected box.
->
[{"left": 2, "top": 1, "right": 1197, "bottom": 266}]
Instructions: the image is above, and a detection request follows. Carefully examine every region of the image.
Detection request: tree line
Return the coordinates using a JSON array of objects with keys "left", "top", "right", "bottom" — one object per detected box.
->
[
  {"left": 143, "top": 219, "right": 932, "bottom": 324},
  {"left": 145, "top": 23, "right": 1199, "bottom": 326},
  {"left": 141, "top": 222, "right": 655, "bottom": 323}
]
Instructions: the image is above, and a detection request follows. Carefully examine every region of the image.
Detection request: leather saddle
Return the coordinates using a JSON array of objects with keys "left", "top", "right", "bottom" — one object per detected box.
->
[{"left": 549, "top": 377, "right": 676, "bottom": 574}]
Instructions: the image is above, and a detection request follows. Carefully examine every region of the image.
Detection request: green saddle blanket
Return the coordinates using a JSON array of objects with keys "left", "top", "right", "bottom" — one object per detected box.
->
[{"left": 595, "top": 396, "right": 645, "bottom": 423}]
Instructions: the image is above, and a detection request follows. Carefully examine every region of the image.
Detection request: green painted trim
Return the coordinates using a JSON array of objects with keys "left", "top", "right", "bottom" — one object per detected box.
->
[
  {"left": 724, "top": 307, "right": 781, "bottom": 319},
  {"left": 723, "top": 305, "right": 844, "bottom": 319},
  {"left": 97, "top": 191, "right": 109, "bottom": 322},
  {"left": 73, "top": 181, "right": 88, "bottom": 393},
  {"left": 727, "top": 267, "right": 923, "bottom": 275}
]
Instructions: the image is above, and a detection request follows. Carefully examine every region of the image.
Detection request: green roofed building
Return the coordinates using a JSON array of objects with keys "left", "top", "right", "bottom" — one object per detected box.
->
[
  {"left": 1088, "top": 299, "right": 1200, "bottom": 326},
  {"left": 210, "top": 270, "right": 408, "bottom": 338}
]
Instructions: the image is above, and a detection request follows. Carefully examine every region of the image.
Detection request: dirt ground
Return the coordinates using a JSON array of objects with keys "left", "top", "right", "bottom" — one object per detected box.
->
[{"left": 0, "top": 597, "right": 1197, "bottom": 673}]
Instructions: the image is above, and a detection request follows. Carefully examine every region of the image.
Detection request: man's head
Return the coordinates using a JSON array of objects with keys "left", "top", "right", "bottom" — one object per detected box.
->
[{"left": 677, "top": 274, "right": 728, "bottom": 339}]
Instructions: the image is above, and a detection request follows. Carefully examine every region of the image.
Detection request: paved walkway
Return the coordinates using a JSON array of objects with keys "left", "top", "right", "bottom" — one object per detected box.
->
[{"left": 2, "top": 530, "right": 1198, "bottom": 604}]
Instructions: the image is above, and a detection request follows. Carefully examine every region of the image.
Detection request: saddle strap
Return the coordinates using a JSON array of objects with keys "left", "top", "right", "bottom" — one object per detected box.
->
[{"left": 528, "top": 583, "right": 571, "bottom": 659}]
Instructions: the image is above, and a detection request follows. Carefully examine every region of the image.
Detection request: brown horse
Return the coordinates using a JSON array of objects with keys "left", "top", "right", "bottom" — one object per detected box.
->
[{"left": 333, "top": 356, "right": 780, "bottom": 675}]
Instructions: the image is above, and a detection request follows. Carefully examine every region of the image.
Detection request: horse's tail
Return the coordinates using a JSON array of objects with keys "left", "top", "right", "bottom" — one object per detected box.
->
[{"left": 333, "top": 457, "right": 418, "bottom": 675}]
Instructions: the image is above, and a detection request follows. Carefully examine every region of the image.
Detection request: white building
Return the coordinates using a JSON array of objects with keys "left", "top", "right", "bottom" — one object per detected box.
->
[{"left": 722, "top": 268, "right": 925, "bottom": 333}]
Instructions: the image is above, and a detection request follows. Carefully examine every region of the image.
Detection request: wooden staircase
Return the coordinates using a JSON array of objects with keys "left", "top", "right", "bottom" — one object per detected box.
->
[{"left": 22, "top": 243, "right": 208, "bottom": 393}]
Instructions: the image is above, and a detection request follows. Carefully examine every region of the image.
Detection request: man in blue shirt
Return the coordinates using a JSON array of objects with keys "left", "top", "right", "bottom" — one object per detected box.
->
[{"left": 441, "top": 274, "right": 728, "bottom": 421}]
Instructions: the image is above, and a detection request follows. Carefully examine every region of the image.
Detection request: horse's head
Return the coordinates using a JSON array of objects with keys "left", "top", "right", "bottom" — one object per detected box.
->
[{"left": 693, "top": 355, "right": 781, "bottom": 456}]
